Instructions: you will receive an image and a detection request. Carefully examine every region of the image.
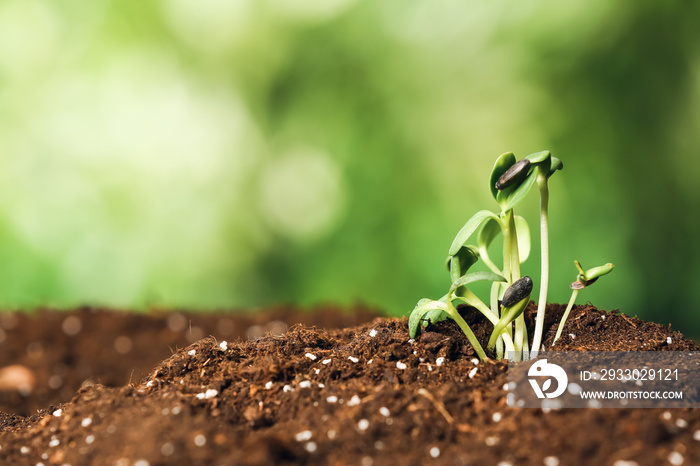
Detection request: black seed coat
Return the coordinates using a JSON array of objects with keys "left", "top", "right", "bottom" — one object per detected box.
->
[
  {"left": 495, "top": 159, "right": 531, "bottom": 191},
  {"left": 502, "top": 276, "right": 533, "bottom": 308}
]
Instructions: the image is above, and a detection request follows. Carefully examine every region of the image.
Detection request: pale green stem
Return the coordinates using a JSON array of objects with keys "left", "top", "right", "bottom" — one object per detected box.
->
[
  {"left": 501, "top": 213, "right": 512, "bottom": 284},
  {"left": 489, "top": 282, "right": 500, "bottom": 317},
  {"left": 553, "top": 288, "right": 579, "bottom": 344},
  {"left": 530, "top": 174, "right": 550, "bottom": 358},
  {"left": 479, "top": 246, "right": 503, "bottom": 276},
  {"left": 506, "top": 210, "right": 528, "bottom": 359},
  {"left": 520, "top": 320, "right": 529, "bottom": 359},
  {"left": 497, "top": 327, "right": 516, "bottom": 357},
  {"left": 461, "top": 289, "right": 498, "bottom": 321},
  {"left": 488, "top": 319, "right": 511, "bottom": 349},
  {"left": 458, "top": 290, "right": 516, "bottom": 356},
  {"left": 505, "top": 210, "right": 521, "bottom": 281},
  {"left": 445, "top": 300, "right": 487, "bottom": 359},
  {"left": 490, "top": 282, "right": 505, "bottom": 359}
]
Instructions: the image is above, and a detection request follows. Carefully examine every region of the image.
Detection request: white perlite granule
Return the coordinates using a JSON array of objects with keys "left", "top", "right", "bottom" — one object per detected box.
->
[{"left": 668, "top": 451, "right": 684, "bottom": 466}]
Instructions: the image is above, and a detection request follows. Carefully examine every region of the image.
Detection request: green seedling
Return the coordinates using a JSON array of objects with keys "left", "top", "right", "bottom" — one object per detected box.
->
[
  {"left": 524, "top": 151, "right": 563, "bottom": 358},
  {"left": 553, "top": 261, "right": 614, "bottom": 344},
  {"left": 487, "top": 276, "right": 533, "bottom": 351},
  {"left": 408, "top": 150, "right": 612, "bottom": 361},
  {"left": 408, "top": 271, "right": 511, "bottom": 360},
  {"left": 411, "top": 152, "right": 550, "bottom": 360}
]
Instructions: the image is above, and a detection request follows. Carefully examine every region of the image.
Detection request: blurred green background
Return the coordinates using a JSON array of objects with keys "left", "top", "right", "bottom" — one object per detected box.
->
[{"left": 0, "top": 1, "right": 699, "bottom": 335}]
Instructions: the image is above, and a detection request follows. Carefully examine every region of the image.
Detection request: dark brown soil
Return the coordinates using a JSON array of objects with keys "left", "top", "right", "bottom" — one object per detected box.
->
[
  {"left": 0, "top": 305, "right": 379, "bottom": 417},
  {"left": 1, "top": 303, "right": 699, "bottom": 466}
]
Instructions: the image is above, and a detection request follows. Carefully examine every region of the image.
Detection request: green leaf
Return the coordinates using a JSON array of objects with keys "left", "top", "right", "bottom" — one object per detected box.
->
[
  {"left": 425, "top": 309, "right": 448, "bottom": 325},
  {"left": 409, "top": 298, "right": 448, "bottom": 338},
  {"left": 448, "top": 210, "right": 500, "bottom": 256},
  {"left": 547, "top": 156, "right": 563, "bottom": 178},
  {"left": 524, "top": 150, "right": 562, "bottom": 179},
  {"left": 496, "top": 170, "right": 537, "bottom": 212},
  {"left": 571, "top": 261, "right": 613, "bottom": 288},
  {"left": 489, "top": 152, "right": 516, "bottom": 200},
  {"left": 477, "top": 217, "right": 502, "bottom": 251},
  {"left": 584, "top": 263, "right": 614, "bottom": 281},
  {"left": 450, "top": 271, "right": 506, "bottom": 292},
  {"left": 448, "top": 245, "right": 480, "bottom": 282},
  {"left": 524, "top": 150, "right": 551, "bottom": 164},
  {"left": 514, "top": 215, "right": 531, "bottom": 263}
]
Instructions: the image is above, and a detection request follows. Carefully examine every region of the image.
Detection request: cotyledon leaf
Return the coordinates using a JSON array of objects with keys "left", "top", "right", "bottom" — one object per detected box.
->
[
  {"left": 489, "top": 152, "right": 516, "bottom": 200},
  {"left": 447, "top": 245, "right": 479, "bottom": 282},
  {"left": 548, "top": 156, "right": 563, "bottom": 177},
  {"left": 496, "top": 170, "right": 537, "bottom": 212},
  {"left": 524, "top": 150, "right": 551, "bottom": 164},
  {"left": 449, "top": 271, "right": 506, "bottom": 293},
  {"left": 514, "top": 215, "right": 531, "bottom": 263},
  {"left": 424, "top": 309, "right": 448, "bottom": 326},
  {"left": 477, "top": 217, "right": 502, "bottom": 251},
  {"left": 448, "top": 210, "right": 500, "bottom": 256},
  {"left": 409, "top": 298, "right": 448, "bottom": 338}
]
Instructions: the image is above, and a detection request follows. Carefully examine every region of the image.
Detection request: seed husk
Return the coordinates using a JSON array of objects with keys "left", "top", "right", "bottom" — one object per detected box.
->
[
  {"left": 501, "top": 276, "right": 533, "bottom": 308},
  {"left": 495, "top": 159, "right": 531, "bottom": 191}
]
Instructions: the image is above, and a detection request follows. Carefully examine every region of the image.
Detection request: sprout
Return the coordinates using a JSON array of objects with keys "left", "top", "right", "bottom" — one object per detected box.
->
[
  {"left": 487, "top": 277, "right": 533, "bottom": 351},
  {"left": 408, "top": 150, "right": 614, "bottom": 362},
  {"left": 412, "top": 152, "right": 538, "bottom": 361},
  {"left": 524, "top": 151, "right": 563, "bottom": 358},
  {"left": 553, "top": 261, "right": 614, "bottom": 345}
]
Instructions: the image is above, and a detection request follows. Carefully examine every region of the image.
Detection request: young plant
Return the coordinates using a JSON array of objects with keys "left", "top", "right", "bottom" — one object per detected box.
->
[
  {"left": 408, "top": 150, "right": 612, "bottom": 361},
  {"left": 523, "top": 151, "right": 563, "bottom": 357},
  {"left": 410, "top": 152, "right": 555, "bottom": 360},
  {"left": 553, "top": 261, "right": 614, "bottom": 344}
]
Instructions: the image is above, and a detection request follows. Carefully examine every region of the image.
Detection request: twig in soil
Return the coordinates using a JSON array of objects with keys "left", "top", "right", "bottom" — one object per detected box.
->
[
  {"left": 620, "top": 314, "right": 637, "bottom": 328},
  {"left": 417, "top": 388, "right": 454, "bottom": 424}
]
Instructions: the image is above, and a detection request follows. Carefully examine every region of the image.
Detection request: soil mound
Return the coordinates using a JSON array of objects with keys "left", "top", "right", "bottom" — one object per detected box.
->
[{"left": 0, "top": 304, "right": 698, "bottom": 465}]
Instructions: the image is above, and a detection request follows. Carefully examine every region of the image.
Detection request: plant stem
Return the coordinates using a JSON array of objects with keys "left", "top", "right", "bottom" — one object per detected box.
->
[
  {"left": 506, "top": 210, "right": 521, "bottom": 282},
  {"left": 459, "top": 290, "right": 516, "bottom": 356},
  {"left": 489, "top": 282, "right": 500, "bottom": 317},
  {"left": 445, "top": 300, "right": 487, "bottom": 360},
  {"left": 501, "top": 212, "right": 512, "bottom": 284},
  {"left": 553, "top": 288, "right": 579, "bottom": 344},
  {"left": 461, "top": 289, "right": 498, "bottom": 321},
  {"left": 505, "top": 210, "right": 528, "bottom": 359},
  {"left": 479, "top": 246, "right": 502, "bottom": 276},
  {"left": 530, "top": 174, "right": 549, "bottom": 358},
  {"left": 496, "top": 328, "right": 516, "bottom": 356}
]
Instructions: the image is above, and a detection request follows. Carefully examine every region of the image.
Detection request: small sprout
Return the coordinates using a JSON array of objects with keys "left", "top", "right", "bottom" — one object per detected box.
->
[
  {"left": 495, "top": 159, "right": 531, "bottom": 191},
  {"left": 554, "top": 261, "right": 614, "bottom": 344},
  {"left": 572, "top": 260, "right": 614, "bottom": 288},
  {"left": 527, "top": 150, "right": 564, "bottom": 358},
  {"left": 488, "top": 277, "right": 533, "bottom": 350}
]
